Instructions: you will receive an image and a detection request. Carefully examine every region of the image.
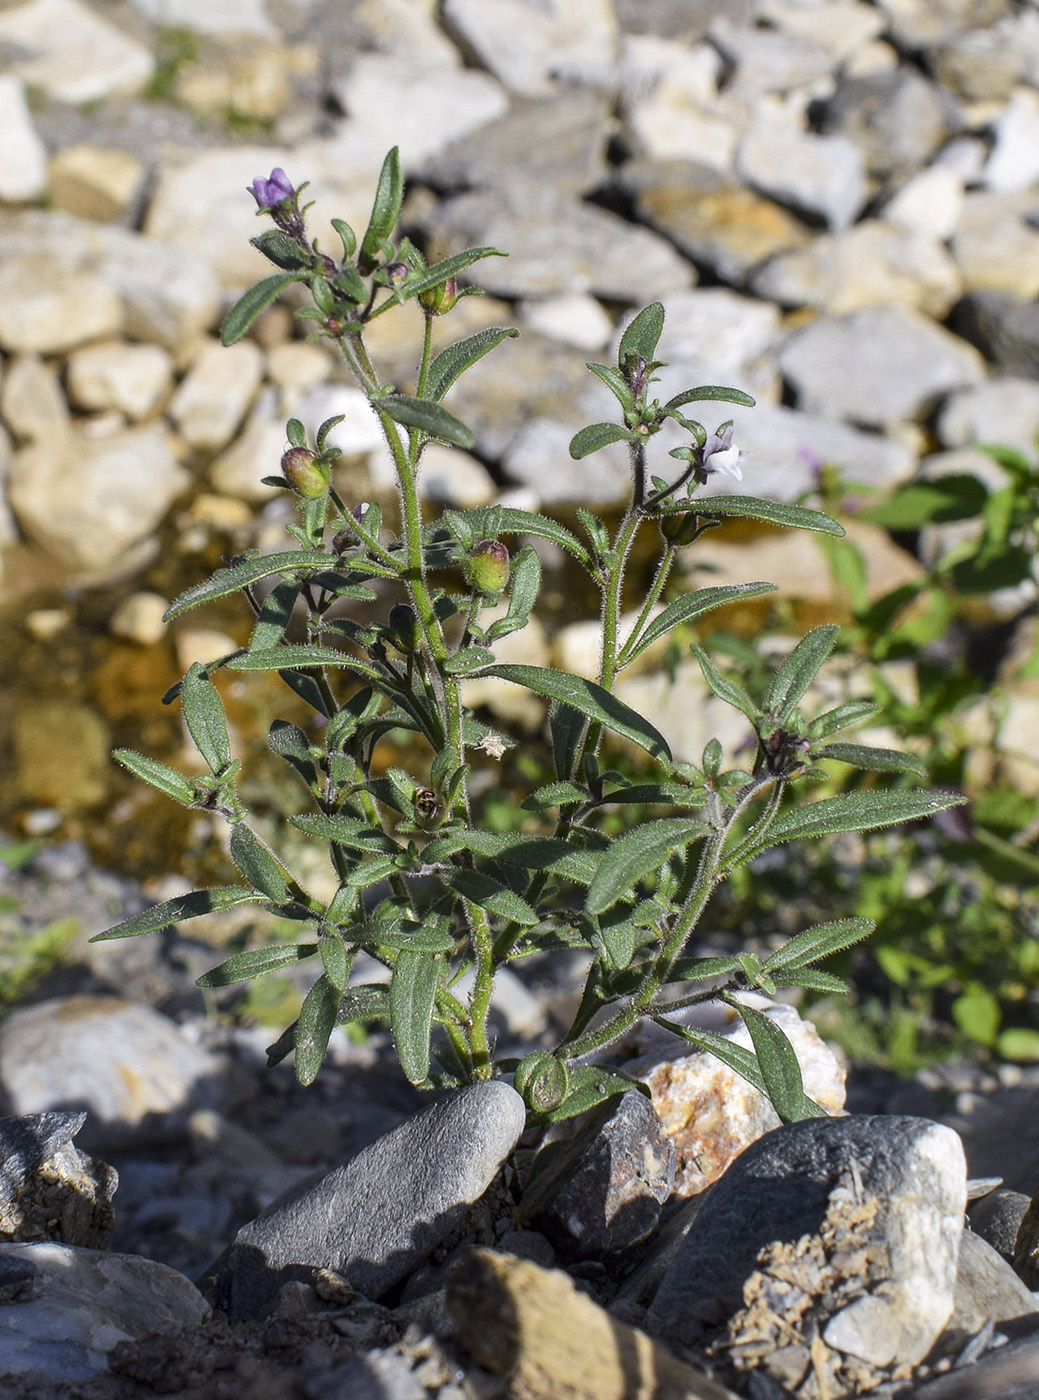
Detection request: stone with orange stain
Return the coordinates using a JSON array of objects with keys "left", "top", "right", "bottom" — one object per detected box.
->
[{"left": 623, "top": 996, "right": 846, "bottom": 1198}]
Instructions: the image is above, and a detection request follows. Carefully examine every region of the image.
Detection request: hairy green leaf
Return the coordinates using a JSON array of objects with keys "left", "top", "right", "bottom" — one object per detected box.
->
[
  {"left": 763, "top": 917, "right": 874, "bottom": 972},
  {"left": 379, "top": 394, "right": 474, "bottom": 449},
  {"left": 291, "top": 813, "right": 401, "bottom": 855},
  {"left": 531, "top": 1066, "right": 644, "bottom": 1124},
  {"left": 391, "top": 949, "right": 439, "bottom": 1084},
  {"left": 520, "top": 781, "right": 589, "bottom": 811},
  {"left": 623, "top": 583, "right": 776, "bottom": 665},
  {"left": 229, "top": 822, "right": 290, "bottom": 902},
  {"left": 766, "top": 625, "right": 839, "bottom": 723},
  {"left": 295, "top": 974, "right": 341, "bottom": 1085},
  {"left": 426, "top": 326, "right": 518, "bottom": 401},
  {"left": 692, "top": 645, "right": 759, "bottom": 723},
  {"left": 268, "top": 719, "right": 318, "bottom": 790},
  {"left": 486, "top": 545, "right": 541, "bottom": 643},
  {"left": 181, "top": 664, "right": 231, "bottom": 773},
  {"left": 618, "top": 302, "right": 665, "bottom": 366},
  {"left": 114, "top": 749, "right": 196, "bottom": 806},
  {"left": 443, "top": 646, "right": 496, "bottom": 675},
  {"left": 813, "top": 742, "right": 926, "bottom": 776},
  {"left": 250, "top": 581, "right": 301, "bottom": 651},
  {"left": 250, "top": 229, "right": 312, "bottom": 271},
  {"left": 493, "top": 507, "right": 590, "bottom": 564},
  {"left": 569, "top": 422, "right": 633, "bottom": 460},
  {"left": 197, "top": 943, "right": 318, "bottom": 988},
  {"left": 423, "top": 830, "right": 601, "bottom": 884},
  {"left": 91, "top": 887, "right": 265, "bottom": 942},
  {"left": 443, "top": 868, "right": 539, "bottom": 926},
  {"left": 221, "top": 273, "right": 301, "bottom": 345},
  {"left": 587, "top": 817, "right": 705, "bottom": 916},
  {"left": 758, "top": 789, "right": 967, "bottom": 850},
  {"left": 734, "top": 1001, "right": 825, "bottom": 1123},
  {"left": 400, "top": 247, "right": 506, "bottom": 302},
  {"left": 359, "top": 146, "right": 403, "bottom": 271},
  {"left": 808, "top": 700, "right": 879, "bottom": 739},
  {"left": 484, "top": 665, "right": 671, "bottom": 762},
  {"left": 165, "top": 551, "right": 354, "bottom": 620},
  {"left": 664, "top": 385, "right": 755, "bottom": 410},
  {"left": 691, "top": 496, "right": 845, "bottom": 536},
  {"left": 338, "top": 983, "right": 391, "bottom": 1023}
]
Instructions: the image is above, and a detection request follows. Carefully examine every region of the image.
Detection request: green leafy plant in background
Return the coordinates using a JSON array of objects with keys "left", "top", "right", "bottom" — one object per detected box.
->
[{"left": 94, "top": 151, "right": 962, "bottom": 1123}]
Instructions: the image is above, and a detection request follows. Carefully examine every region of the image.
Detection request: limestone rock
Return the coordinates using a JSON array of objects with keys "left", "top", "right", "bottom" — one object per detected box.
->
[
  {"left": 982, "top": 89, "right": 1039, "bottom": 193},
  {"left": 0, "top": 996, "right": 219, "bottom": 1150},
  {"left": 208, "top": 397, "right": 285, "bottom": 500},
  {"left": 425, "top": 182, "right": 694, "bottom": 301},
  {"left": 647, "top": 1116, "right": 967, "bottom": 1388},
  {"left": 264, "top": 341, "right": 332, "bottom": 396},
  {"left": 881, "top": 165, "right": 965, "bottom": 241},
  {"left": 441, "top": 0, "right": 618, "bottom": 97},
  {"left": 0, "top": 0, "right": 155, "bottom": 103},
  {"left": 737, "top": 124, "right": 866, "bottom": 231},
  {"left": 447, "top": 1248, "right": 741, "bottom": 1400},
  {"left": 108, "top": 592, "right": 170, "bottom": 646},
  {"left": 212, "top": 1081, "right": 525, "bottom": 1319},
  {"left": 519, "top": 292, "right": 614, "bottom": 352},
  {"left": 753, "top": 220, "right": 962, "bottom": 319},
  {"left": 620, "top": 36, "right": 740, "bottom": 170},
  {"left": 294, "top": 383, "right": 384, "bottom": 457},
  {"left": 334, "top": 54, "right": 509, "bottom": 168},
  {"left": 0, "top": 76, "right": 47, "bottom": 205},
  {"left": 953, "top": 291, "right": 1039, "bottom": 377},
  {"left": 0, "top": 1242, "right": 208, "bottom": 1384},
  {"left": 168, "top": 339, "right": 264, "bottom": 451},
  {"left": 47, "top": 145, "right": 144, "bottom": 224},
  {"left": 0, "top": 257, "right": 122, "bottom": 355},
  {"left": 0, "top": 357, "right": 70, "bottom": 444},
  {"left": 128, "top": 0, "right": 274, "bottom": 37},
  {"left": 821, "top": 67, "right": 949, "bottom": 177},
  {"left": 951, "top": 190, "right": 1039, "bottom": 298},
  {"left": 624, "top": 158, "right": 809, "bottom": 284},
  {"left": 66, "top": 341, "right": 174, "bottom": 420},
  {"left": 8, "top": 422, "right": 188, "bottom": 573},
  {"left": 709, "top": 13, "right": 837, "bottom": 97},
  {"left": 626, "top": 997, "right": 846, "bottom": 1199},
  {"left": 937, "top": 377, "right": 1039, "bottom": 456},
  {"left": 779, "top": 305, "right": 985, "bottom": 427},
  {"left": 946, "top": 1228, "right": 1038, "bottom": 1339}
]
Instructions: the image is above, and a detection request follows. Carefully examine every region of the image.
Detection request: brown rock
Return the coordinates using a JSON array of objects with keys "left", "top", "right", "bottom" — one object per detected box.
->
[{"left": 446, "top": 1247, "right": 740, "bottom": 1400}]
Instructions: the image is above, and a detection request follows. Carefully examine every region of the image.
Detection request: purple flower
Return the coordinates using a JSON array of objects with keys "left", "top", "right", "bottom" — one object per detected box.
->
[
  {"left": 248, "top": 168, "right": 295, "bottom": 210},
  {"left": 700, "top": 424, "right": 746, "bottom": 482}
]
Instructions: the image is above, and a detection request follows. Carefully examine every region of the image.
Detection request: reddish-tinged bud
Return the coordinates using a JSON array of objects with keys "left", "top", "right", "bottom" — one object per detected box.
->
[
  {"left": 281, "top": 446, "right": 329, "bottom": 498},
  {"left": 464, "top": 539, "right": 510, "bottom": 597},
  {"left": 419, "top": 277, "right": 458, "bottom": 315}
]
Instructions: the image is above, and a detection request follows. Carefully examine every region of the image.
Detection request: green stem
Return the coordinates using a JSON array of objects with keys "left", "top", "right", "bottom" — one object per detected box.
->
[
  {"left": 466, "top": 902, "right": 496, "bottom": 1080},
  {"left": 616, "top": 543, "right": 675, "bottom": 671}
]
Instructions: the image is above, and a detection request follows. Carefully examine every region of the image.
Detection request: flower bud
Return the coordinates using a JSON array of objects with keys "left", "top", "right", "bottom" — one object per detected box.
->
[
  {"left": 464, "top": 539, "right": 510, "bottom": 597},
  {"left": 388, "top": 603, "right": 422, "bottom": 653},
  {"left": 660, "top": 510, "right": 700, "bottom": 546},
  {"left": 419, "top": 277, "right": 458, "bottom": 315},
  {"left": 281, "top": 446, "right": 329, "bottom": 498}
]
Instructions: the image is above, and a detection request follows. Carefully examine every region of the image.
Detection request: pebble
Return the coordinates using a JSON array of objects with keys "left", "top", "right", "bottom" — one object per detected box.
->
[
  {"left": 736, "top": 124, "right": 866, "bottom": 231},
  {"left": 47, "top": 144, "right": 145, "bottom": 224},
  {"left": 108, "top": 592, "right": 170, "bottom": 646},
  {"left": 209, "top": 393, "right": 287, "bottom": 500},
  {"left": 65, "top": 341, "right": 174, "bottom": 420},
  {"left": 937, "top": 377, "right": 1039, "bottom": 456},
  {"left": 169, "top": 338, "right": 265, "bottom": 451},
  {"left": 12, "top": 698, "right": 111, "bottom": 810},
  {"left": 440, "top": 0, "right": 618, "bottom": 97},
  {"left": 646, "top": 1116, "right": 967, "bottom": 1383},
  {"left": 213, "top": 1081, "right": 525, "bottom": 1319},
  {"left": 519, "top": 292, "right": 614, "bottom": 351},
  {"left": 129, "top": 0, "right": 276, "bottom": 38},
  {"left": 947, "top": 1228, "right": 1038, "bottom": 1340},
  {"left": 0, "top": 76, "right": 47, "bottom": 205},
  {"left": 0, "top": 356, "right": 71, "bottom": 444}
]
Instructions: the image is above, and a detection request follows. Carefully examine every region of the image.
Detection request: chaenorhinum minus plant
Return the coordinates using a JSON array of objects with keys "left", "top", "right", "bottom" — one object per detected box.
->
[{"left": 95, "top": 150, "right": 963, "bottom": 1126}]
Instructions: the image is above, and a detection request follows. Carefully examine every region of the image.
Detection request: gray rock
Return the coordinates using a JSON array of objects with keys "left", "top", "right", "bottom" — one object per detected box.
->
[
  {"left": 616, "top": 0, "right": 747, "bottom": 40},
  {"left": 502, "top": 417, "right": 631, "bottom": 506},
  {"left": 910, "top": 1326, "right": 1039, "bottom": 1400},
  {"left": 646, "top": 1116, "right": 966, "bottom": 1383},
  {"left": 0, "top": 1111, "right": 116, "bottom": 1249},
  {"left": 649, "top": 286, "right": 781, "bottom": 407},
  {"left": 0, "top": 996, "right": 218, "bottom": 1151},
  {"left": 945, "top": 1228, "right": 1038, "bottom": 1341},
  {"left": 425, "top": 90, "right": 611, "bottom": 198},
  {"left": 213, "top": 1081, "right": 525, "bottom": 1319},
  {"left": 441, "top": 0, "right": 618, "bottom": 97},
  {"left": 129, "top": 0, "right": 274, "bottom": 37},
  {"left": 0, "top": 0, "right": 155, "bottom": 104},
  {"left": 952, "top": 292, "right": 1039, "bottom": 379},
  {"left": 425, "top": 182, "right": 694, "bottom": 301},
  {"left": 821, "top": 67, "right": 950, "bottom": 177},
  {"left": 708, "top": 14, "right": 836, "bottom": 97},
  {"left": 307, "top": 1348, "right": 425, "bottom": 1400},
  {"left": 951, "top": 190, "right": 1039, "bottom": 299},
  {"left": 0, "top": 1241, "right": 209, "bottom": 1384},
  {"left": 779, "top": 306, "right": 985, "bottom": 427},
  {"left": 1016, "top": 1187, "right": 1039, "bottom": 1289},
  {"left": 168, "top": 338, "right": 265, "bottom": 452},
  {"left": 874, "top": 0, "right": 1012, "bottom": 52},
  {"left": 520, "top": 1090, "right": 675, "bottom": 1258},
  {"left": 736, "top": 124, "right": 866, "bottom": 232},
  {"left": 937, "top": 377, "right": 1039, "bottom": 455},
  {"left": 932, "top": 21, "right": 1025, "bottom": 101}
]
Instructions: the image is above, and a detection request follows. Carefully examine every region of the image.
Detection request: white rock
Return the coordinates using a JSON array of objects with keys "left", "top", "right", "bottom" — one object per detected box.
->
[
  {"left": 176, "top": 629, "right": 240, "bottom": 672},
  {"left": 8, "top": 423, "right": 189, "bottom": 573},
  {"left": 294, "top": 383, "right": 384, "bottom": 456},
  {"left": 66, "top": 342, "right": 174, "bottom": 419},
  {"left": 621, "top": 35, "right": 740, "bottom": 169},
  {"left": 519, "top": 293, "right": 614, "bottom": 351},
  {"left": 757, "top": 0, "right": 885, "bottom": 64},
  {"left": 334, "top": 55, "right": 509, "bottom": 167},
  {"left": 441, "top": 0, "right": 618, "bottom": 97},
  {"left": 737, "top": 123, "right": 866, "bottom": 231},
  {"left": 982, "top": 88, "right": 1039, "bottom": 193},
  {"left": 0, "top": 1242, "right": 209, "bottom": 1384},
  {"left": 952, "top": 189, "right": 1039, "bottom": 297},
  {"left": 710, "top": 14, "right": 836, "bottom": 97},
  {"left": 882, "top": 165, "right": 964, "bottom": 240},
  {"left": 0, "top": 0, "right": 155, "bottom": 103},
  {"left": 937, "top": 378, "right": 1039, "bottom": 457},
  {"left": 0, "top": 257, "right": 122, "bottom": 354},
  {"left": 128, "top": 0, "right": 274, "bottom": 37},
  {"left": 109, "top": 592, "right": 170, "bottom": 645},
  {"left": 649, "top": 287, "right": 781, "bottom": 405},
  {"left": 169, "top": 339, "right": 265, "bottom": 451},
  {"left": 0, "top": 357, "right": 71, "bottom": 443},
  {"left": 209, "top": 395, "right": 286, "bottom": 500},
  {"left": 418, "top": 443, "right": 496, "bottom": 507},
  {"left": 354, "top": 0, "right": 462, "bottom": 69},
  {"left": 47, "top": 145, "right": 144, "bottom": 224},
  {"left": 265, "top": 340, "right": 333, "bottom": 394},
  {"left": 0, "top": 76, "right": 47, "bottom": 204}
]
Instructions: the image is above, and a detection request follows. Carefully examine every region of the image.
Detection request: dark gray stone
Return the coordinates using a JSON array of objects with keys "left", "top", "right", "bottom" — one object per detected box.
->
[
  {"left": 520, "top": 1090, "right": 675, "bottom": 1259},
  {"left": 952, "top": 291, "right": 1039, "bottom": 378},
  {"left": 646, "top": 1116, "right": 966, "bottom": 1384},
  {"left": 0, "top": 1111, "right": 116, "bottom": 1249},
  {"left": 943, "top": 1228, "right": 1038, "bottom": 1344},
  {"left": 212, "top": 1081, "right": 525, "bottom": 1320},
  {"left": 967, "top": 1187, "right": 1031, "bottom": 1265},
  {"left": 821, "top": 68, "right": 950, "bottom": 177},
  {"left": 911, "top": 1320, "right": 1039, "bottom": 1400}
]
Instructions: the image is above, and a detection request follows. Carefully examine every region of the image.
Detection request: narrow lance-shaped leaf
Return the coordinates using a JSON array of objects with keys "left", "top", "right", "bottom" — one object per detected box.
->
[
  {"left": 114, "top": 749, "right": 196, "bottom": 806},
  {"left": 622, "top": 583, "right": 777, "bottom": 666},
  {"left": 766, "top": 625, "right": 839, "bottom": 723},
  {"left": 166, "top": 551, "right": 358, "bottom": 621},
  {"left": 181, "top": 664, "right": 231, "bottom": 773},
  {"left": 379, "top": 394, "right": 474, "bottom": 449},
  {"left": 733, "top": 1001, "right": 825, "bottom": 1123},
  {"left": 692, "top": 645, "right": 759, "bottom": 723},
  {"left": 813, "top": 742, "right": 926, "bottom": 777},
  {"left": 492, "top": 507, "right": 590, "bottom": 565},
  {"left": 91, "top": 887, "right": 266, "bottom": 942},
  {"left": 295, "top": 974, "right": 341, "bottom": 1085},
  {"left": 618, "top": 302, "right": 664, "bottom": 366},
  {"left": 221, "top": 273, "right": 301, "bottom": 345},
  {"left": 531, "top": 1066, "right": 644, "bottom": 1125},
  {"left": 291, "top": 813, "right": 401, "bottom": 855},
  {"left": 762, "top": 917, "right": 874, "bottom": 973},
  {"left": 587, "top": 817, "right": 705, "bottom": 916},
  {"left": 443, "top": 868, "right": 539, "bottom": 926},
  {"left": 664, "top": 385, "right": 755, "bottom": 410},
  {"left": 426, "top": 326, "right": 519, "bottom": 402},
  {"left": 688, "top": 495, "right": 845, "bottom": 537},
  {"left": 250, "top": 581, "right": 301, "bottom": 651},
  {"left": 197, "top": 943, "right": 319, "bottom": 988},
  {"left": 391, "top": 949, "right": 439, "bottom": 1084},
  {"left": 268, "top": 719, "right": 318, "bottom": 790},
  {"left": 250, "top": 230, "right": 313, "bottom": 271},
  {"left": 749, "top": 788, "right": 967, "bottom": 854},
  {"left": 569, "top": 422, "right": 633, "bottom": 460},
  {"left": 358, "top": 146, "right": 403, "bottom": 272},
  {"left": 229, "top": 822, "right": 290, "bottom": 903},
  {"left": 485, "top": 664, "right": 671, "bottom": 762},
  {"left": 400, "top": 247, "right": 506, "bottom": 303},
  {"left": 808, "top": 699, "right": 878, "bottom": 739}
]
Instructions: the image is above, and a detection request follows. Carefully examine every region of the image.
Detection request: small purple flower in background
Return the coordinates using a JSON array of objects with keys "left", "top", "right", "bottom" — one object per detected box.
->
[
  {"left": 248, "top": 168, "right": 295, "bottom": 210},
  {"left": 699, "top": 424, "right": 746, "bottom": 483}
]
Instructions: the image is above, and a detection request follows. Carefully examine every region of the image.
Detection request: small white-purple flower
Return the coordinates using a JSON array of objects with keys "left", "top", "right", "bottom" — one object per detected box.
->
[{"left": 701, "top": 424, "right": 745, "bottom": 482}]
